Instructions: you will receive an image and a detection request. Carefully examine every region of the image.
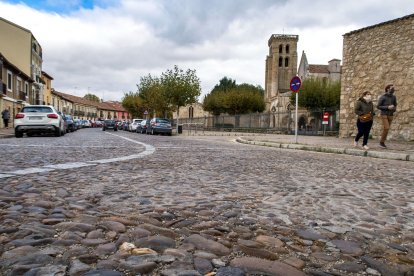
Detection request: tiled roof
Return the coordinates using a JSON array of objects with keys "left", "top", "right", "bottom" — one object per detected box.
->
[
  {"left": 52, "top": 90, "right": 126, "bottom": 112},
  {"left": 308, "top": 65, "right": 330, "bottom": 74}
]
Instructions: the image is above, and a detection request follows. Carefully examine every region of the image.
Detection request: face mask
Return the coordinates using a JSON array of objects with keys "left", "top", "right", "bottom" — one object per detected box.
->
[{"left": 363, "top": 95, "right": 372, "bottom": 102}]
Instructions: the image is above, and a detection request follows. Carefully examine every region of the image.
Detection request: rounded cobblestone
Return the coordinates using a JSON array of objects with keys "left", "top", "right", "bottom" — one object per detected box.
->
[{"left": 0, "top": 128, "right": 413, "bottom": 275}]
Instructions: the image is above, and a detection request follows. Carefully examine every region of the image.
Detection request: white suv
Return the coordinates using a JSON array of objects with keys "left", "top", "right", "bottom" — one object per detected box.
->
[
  {"left": 14, "top": 105, "right": 66, "bottom": 138},
  {"left": 129, "top": 118, "right": 143, "bottom": 132}
]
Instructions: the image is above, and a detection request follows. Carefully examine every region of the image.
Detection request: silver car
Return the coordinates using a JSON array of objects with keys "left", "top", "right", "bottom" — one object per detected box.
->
[{"left": 14, "top": 105, "right": 66, "bottom": 138}]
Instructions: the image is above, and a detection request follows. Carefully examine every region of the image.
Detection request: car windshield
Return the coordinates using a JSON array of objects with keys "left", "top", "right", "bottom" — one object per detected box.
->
[
  {"left": 105, "top": 120, "right": 115, "bottom": 123},
  {"left": 157, "top": 119, "right": 170, "bottom": 124},
  {"left": 21, "top": 106, "right": 53, "bottom": 113}
]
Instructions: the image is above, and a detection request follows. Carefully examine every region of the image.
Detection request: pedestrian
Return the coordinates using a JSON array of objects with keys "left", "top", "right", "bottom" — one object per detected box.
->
[
  {"left": 354, "top": 91, "right": 375, "bottom": 150},
  {"left": 1, "top": 108, "right": 10, "bottom": 129},
  {"left": 377, "top": 84, "right": 397, "bottom": 148}
]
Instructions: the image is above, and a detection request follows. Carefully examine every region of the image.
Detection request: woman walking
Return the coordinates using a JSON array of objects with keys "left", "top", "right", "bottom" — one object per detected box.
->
[{"left": 354, "top": 91, "right": 375, "bottom": 150}]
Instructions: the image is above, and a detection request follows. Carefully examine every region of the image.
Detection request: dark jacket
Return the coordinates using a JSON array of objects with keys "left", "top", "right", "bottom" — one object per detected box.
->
[
  {"left": 1, "top": 110, "right": 10, "bottom": 120},
  {"left": 355, "top": 98, "right": 374, "bottom": 116},
  {"left": 377, "top": 93, "right": 397, "bottom": 116}
]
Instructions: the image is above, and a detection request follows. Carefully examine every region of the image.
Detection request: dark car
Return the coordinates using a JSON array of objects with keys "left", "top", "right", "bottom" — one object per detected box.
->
[
  {"left": 137, "top": 119, "right": 148, "bottom": 134},
  {"left": 147, "top": 118, "right": 172, "bottom": 135},
  {"left": 102, "top": 119, "right": 118, "bottom": 131},
  {"left": 65, "top": 114, "right": 76, "bottom": 132},
  {"left": 122, "top": 121, "right": 130, "bottom": 131}
]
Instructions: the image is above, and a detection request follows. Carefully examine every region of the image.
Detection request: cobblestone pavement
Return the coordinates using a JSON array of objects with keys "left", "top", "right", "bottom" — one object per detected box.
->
[{"left": 0, "top": 128, "right": 413, "bottom": 275}]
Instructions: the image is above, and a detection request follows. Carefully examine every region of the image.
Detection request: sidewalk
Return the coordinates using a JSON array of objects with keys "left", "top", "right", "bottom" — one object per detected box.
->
[
  {"left": 183, "top": 130, "right": 414, "bottom": 162},
  {"left": 0, "top": 127, "right": 14, "bottom": 138}
]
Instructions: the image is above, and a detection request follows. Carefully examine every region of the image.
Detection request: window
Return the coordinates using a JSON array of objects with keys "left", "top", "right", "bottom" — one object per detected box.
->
[
  {"left": 21, "top": 106, "right": 53, "bottom": 113},
  {"left": 279, "top": 57, "right": 283, "bottom": 67},
  {"left": 25, "top": 83, "right": 29, "bottom": 95},
  {"left": 279, "top": 44, "right": 283, "bottom": 53},
  {"left": 7, "top": 71, "right": 12, "bottom": 91},
  {"left": 188, "top": 106, "right": 194, "bottom": 118},
  {"left": 286, "top": 45, "right": 290, "bottom": 54},
  {"left": 285, "top": 57, "right": 289, "bottom": 67},
  {"left": 17, "top": 78, "right": 22, "bottom": 92}
]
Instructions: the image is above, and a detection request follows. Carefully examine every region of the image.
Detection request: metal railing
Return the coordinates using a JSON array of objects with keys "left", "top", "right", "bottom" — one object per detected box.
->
[{"left": 174, "top": 108, "right": 339, "bottom": 136}]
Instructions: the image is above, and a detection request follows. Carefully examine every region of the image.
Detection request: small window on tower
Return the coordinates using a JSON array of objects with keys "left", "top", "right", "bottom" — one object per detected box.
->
[
  {"left": 279, "top": 57, "right": 283, "bottom": 67},
  {"left": 285, "top": 57, "right": 289, "bottom": 67},
  {"left": 286, "top": 45, "right": 290, "bottom": 54},
  {"left": 279, "top": 45, "right": 283, "bottom": 53}
]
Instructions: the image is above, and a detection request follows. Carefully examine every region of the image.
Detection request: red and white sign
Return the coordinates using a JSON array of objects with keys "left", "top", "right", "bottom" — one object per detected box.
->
[{"left": 322, "top": 112, "right": 329, "bottom": 125}]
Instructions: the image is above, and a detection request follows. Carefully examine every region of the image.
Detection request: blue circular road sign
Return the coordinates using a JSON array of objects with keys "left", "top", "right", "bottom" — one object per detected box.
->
[{"left": 290, "top": 76, "right": 302, "bottom": 93}]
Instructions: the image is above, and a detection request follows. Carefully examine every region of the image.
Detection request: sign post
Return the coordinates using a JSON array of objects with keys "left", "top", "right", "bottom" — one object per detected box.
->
[
  {"left": 322, "top": 111, "right": 329, "bottom": 136},
  {"left": 290, "top": 76, "right": 302, "bottom": 143}
]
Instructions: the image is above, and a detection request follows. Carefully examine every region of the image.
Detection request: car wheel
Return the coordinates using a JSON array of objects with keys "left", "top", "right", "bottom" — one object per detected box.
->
[
  {"left": 61, "top": 130, "right": 65, "bottom": 136},
  {"left": 55, "top": 128, "right": 61, "bottom": 137},
  {"left": 102, "top": 128, "right": 106, "bottom": 131},
  {"left": 114, "top": 129, "right": 118, "bottom": 131},
  {"left": 15, "top": 131, "right": 23, "bottom": 138}
]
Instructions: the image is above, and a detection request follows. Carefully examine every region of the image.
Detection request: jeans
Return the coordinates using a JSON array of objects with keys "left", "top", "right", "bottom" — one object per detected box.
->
[
  {"left": 380, "top": 115, "right": 393, "bottom": 143},
  {"left": 355, "top": 119, "right": 373, "bottom": 146}
]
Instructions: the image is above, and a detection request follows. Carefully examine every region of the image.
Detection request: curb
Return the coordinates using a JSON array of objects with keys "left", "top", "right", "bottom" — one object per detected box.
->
[{"left": 236, "top": 137, "right": 413, "bottom": 162}]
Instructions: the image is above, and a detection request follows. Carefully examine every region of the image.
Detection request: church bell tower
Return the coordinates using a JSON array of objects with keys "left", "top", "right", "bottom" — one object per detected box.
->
[{"left": 264, "top": 34, "right": 299, "bottom": 112}]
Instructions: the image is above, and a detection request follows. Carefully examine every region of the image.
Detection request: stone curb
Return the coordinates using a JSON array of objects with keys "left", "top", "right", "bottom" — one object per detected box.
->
[{"left": 236, "top": 137, "right": 413, "bottom": 162}]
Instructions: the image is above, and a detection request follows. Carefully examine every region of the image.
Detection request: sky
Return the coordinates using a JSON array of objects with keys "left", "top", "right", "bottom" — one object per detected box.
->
[{"left": 1, "top": 0, "right": 413, "bottom": 102}]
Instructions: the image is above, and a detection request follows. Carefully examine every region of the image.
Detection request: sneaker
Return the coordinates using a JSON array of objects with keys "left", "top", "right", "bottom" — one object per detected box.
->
[
  {"left": 362, "top": 145, "right": 369, "bottom": 150},
  {"left": 379, "top": 142, "right": 387, "bottom": 149},
  {"left": 354, "top": 141, "right": 358, "bottom": 147}
]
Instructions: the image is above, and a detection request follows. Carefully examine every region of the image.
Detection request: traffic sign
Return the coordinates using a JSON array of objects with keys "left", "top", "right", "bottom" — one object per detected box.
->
[
  {"left": 322, "top": 112, "right": 329, "bottom": 125},
  {"left": 290, "top": 76, "right": 302, "bottom": 93}
]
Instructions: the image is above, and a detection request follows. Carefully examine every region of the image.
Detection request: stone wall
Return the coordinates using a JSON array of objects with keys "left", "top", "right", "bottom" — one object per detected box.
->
[{"left": 340, "top": 14, "right": 414, "bottom": 141}]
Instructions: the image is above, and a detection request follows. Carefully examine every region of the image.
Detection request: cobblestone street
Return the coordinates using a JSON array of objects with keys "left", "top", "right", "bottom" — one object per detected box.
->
[{"left": 0, "top": 128, "right": 413, "bottom": 275}]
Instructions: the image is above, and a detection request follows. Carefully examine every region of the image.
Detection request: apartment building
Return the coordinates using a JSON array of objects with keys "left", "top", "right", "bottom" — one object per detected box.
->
[
  {"left": 41, "top": 71, "right": 53, "bottom": 105},
  {"left": 0, "top": 17, "right": 44, "bottom": 106}
]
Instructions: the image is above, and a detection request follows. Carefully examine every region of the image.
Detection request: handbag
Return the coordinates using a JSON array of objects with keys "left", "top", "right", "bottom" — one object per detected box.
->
[{"left": 359, "top": 113, "right": 373, "bottom": 122}]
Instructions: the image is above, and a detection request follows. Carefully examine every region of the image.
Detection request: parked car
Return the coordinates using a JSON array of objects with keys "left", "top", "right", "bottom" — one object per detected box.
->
[
  {"left": 102, "top": 119, "right": 118, "bottom": 131},
  {"left": 137, "top": 119, "right": 148, "bottom": 134},
  {"left": 14, "top": 105, "right": 66, "bottom": 138},
  {"left": 95, "top": 120, "right": 103, "bottom": 128},
  {"left": 73, "top": 119, "right": 82, "bottom": 130},
  {"left": 122, "top": 121, "right": 130, "bottom": 131},
  {"left": 129, "top": 119, "right": 143, "bottom": 132},
  {"left": 147, "top": 118, "right": 172, "bottom": 135},
  {"left": 83, "top": 120, "right": 91, "bottom": 128},
  {"left": 62, "top": 114, "right": 75, "bottom": 132}
]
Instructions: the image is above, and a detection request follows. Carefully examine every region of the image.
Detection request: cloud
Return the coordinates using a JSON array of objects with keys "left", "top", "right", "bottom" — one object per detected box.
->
[{"left": 1, "top": 0, "right": 414, "bottom": 101}]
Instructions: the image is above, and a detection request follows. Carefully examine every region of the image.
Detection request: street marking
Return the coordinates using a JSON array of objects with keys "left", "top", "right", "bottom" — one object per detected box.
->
[
  {"left": 0, "top": 133, "right": 155, "bottom": 179},
  {"left": 0, "top": 144, "right": 119, "bottom": 148},
  {"left": 11, "top": 168, "right": 55, "bottom": 175}
]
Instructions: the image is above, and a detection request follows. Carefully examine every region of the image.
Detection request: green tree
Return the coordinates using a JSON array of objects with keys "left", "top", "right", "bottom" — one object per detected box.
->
[
  {"left": 84, "top": 93, "right": 100, "bottom": 102},
  {"left": 161, "top": 65, "right": 201, "bottom": 128},
  {"left": 138, "top": 74, "right": 172, "bottom": 118},
  {"left": 121, "top": 92, "right": 145, "bottom": 118},
  {"left": 203, "top": 79, "right": 265, "bottom": 115},
  {"left": 211, "top": 77, "right": 237, "bottom": 93},
  {"left": 290, "top": 78, "right": 341, "bottom": 110}
]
